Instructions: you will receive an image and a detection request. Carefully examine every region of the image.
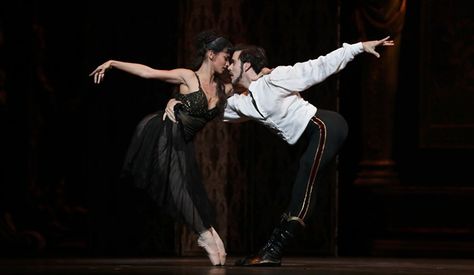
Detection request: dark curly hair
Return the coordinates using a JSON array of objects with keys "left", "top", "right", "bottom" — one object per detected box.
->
[
  {"left": 232, "top": 44, "right": 268, "bottom": 74},
  {"left": 191, "top": 30, "right": 233, "bottom": 71}
]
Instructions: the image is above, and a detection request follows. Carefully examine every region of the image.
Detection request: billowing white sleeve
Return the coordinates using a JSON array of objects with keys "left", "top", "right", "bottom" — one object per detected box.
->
[
  {"left": 268, "top": 42, "right": 364, "bottom": 92},
  {"left": 223, "top": 96, "right": 249, "bottom": 123}
]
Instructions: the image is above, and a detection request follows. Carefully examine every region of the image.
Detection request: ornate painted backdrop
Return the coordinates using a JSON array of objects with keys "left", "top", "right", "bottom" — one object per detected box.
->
[{"left": 177, "top": 0, "right": 340, "bottom": 256}]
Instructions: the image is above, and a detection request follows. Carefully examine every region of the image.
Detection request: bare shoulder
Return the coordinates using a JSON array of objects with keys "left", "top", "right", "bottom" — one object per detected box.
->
[
  {"left": 167, "top": 68, "right": 192, "bottom": 78},
  {"left": 177, "top": 69, "right": 198, "bottom": 94},
  {"left": 178, "top": 68, "right": 195, "bottom": 77}
]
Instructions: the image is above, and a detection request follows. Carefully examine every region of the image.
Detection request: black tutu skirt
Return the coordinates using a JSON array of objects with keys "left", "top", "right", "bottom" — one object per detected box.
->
[{"left": 121, "top": 110, "right": 215, "bottom": 233}]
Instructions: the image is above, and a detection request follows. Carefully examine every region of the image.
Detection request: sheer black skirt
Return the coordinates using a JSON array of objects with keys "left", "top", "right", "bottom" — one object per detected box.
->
[{"left": 121, "top": 111, "right": 214, "bottom": 233}]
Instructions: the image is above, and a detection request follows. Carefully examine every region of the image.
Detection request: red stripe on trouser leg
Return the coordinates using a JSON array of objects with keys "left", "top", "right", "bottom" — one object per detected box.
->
[{"left": 297, "top": 116, "right": 327, "bottom": 220}]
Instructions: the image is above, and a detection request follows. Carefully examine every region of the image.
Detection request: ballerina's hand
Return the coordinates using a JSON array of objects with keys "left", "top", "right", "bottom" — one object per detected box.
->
[{"left": 89, "top": 61, "right": 112, "bottom": 84}]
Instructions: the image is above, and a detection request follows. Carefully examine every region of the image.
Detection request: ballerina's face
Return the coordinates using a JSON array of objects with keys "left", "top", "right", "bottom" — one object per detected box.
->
[{"left": 211, "top": 50, "right": 231, "bottom": 74}]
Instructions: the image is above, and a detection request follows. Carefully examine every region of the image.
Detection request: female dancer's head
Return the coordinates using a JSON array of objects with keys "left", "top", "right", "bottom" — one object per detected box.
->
[{"left": 191, "top": 30, "right": 233, "bottom": 74}]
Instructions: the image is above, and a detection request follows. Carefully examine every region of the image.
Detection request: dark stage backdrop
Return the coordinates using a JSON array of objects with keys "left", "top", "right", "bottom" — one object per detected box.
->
[
  {"left": 339, "top": 0, "right": 474, "bottom": 257},
  {"left": 0, "top": 1, "right": 180, "bottom": 256}
]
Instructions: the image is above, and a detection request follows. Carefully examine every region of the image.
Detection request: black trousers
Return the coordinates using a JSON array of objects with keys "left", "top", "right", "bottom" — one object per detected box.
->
[{"left": 286, "top": 109, "right": 348, "bottom": 221}]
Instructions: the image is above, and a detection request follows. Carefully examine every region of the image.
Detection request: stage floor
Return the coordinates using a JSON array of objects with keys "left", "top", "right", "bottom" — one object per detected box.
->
[{"left": 0, "top": 257, "right": 473, "bottom": 275}]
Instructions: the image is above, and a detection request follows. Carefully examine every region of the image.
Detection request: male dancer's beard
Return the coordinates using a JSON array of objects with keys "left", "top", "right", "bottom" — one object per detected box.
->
[{"left": 232, "top": 63, "right": 244, "bottom": 85}]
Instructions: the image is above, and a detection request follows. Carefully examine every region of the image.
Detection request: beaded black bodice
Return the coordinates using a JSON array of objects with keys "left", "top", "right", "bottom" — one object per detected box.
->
[
  {"left": 174, "top": 73, "right": 220, "bottom": 141},
  {"left": 175, "top": 90, "right": 219, "bottom": 120}
]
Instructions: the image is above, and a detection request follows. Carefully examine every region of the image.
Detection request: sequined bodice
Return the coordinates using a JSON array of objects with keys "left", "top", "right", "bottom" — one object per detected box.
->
[
  {"left": 173, "top": 73, "right": 220, "bottom": 141},
  {"left": 175, "top": 90, "right": 219, "bottom": 120}
]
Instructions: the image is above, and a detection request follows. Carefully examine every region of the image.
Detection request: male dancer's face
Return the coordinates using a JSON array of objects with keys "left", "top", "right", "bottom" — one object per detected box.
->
[{"left": 229, "top": 51, "right": 244, "bottom": 85}]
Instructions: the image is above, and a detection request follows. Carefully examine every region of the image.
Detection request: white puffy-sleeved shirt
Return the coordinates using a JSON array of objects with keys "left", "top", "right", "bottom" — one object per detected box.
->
[{"left": 224, "top": 42, "right": 364, "bottom": 145}]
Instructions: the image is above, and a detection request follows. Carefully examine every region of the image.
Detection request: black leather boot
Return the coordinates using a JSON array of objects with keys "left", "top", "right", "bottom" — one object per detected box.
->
[{"left": 235, "top": 214, "right": 305, "bottom": 266}]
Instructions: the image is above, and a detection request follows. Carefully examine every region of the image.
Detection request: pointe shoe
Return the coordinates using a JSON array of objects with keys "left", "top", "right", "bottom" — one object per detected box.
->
[
  {"left": 197, "top": 230, "right": 220, "bottom": 266},
  {"left": 210, "top": 227, "right": 226, "bottom": 265}
]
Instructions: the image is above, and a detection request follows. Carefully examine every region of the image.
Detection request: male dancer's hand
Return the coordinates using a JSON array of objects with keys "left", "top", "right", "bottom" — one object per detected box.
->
[
  {"left": 251, "top": 67, "right": 273, "bottom": 81},
  {"left": 362, "top": 36, "right": 394, "bottom": 58},
  {"left": 163, "top": 98, "right": 182, "bottom": 123}
]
